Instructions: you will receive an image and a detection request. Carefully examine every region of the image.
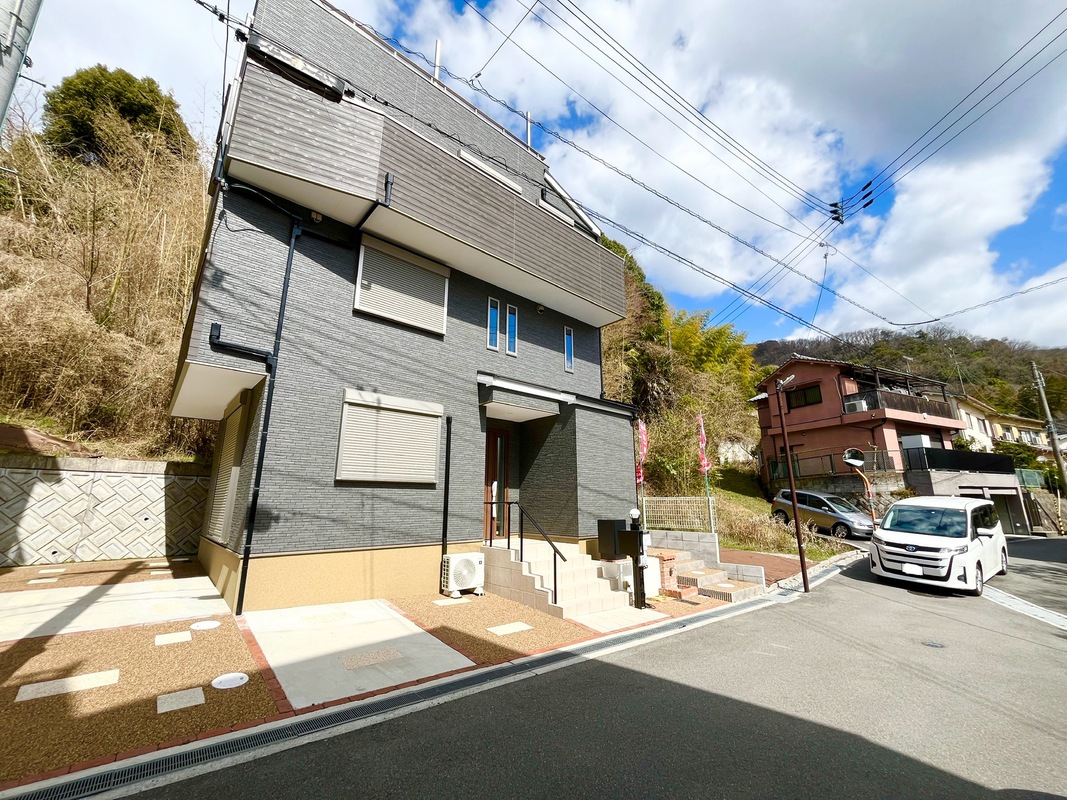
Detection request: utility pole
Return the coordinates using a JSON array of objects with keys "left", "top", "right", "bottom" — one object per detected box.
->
[
  {"left": 775, "top": 375, "right": 810, "bottom": 592},
  {"left": 0, "top": 0, "right": 44, "bottom": 132},
  {"left": 1032, "top": 361, "right": 1067, "bottom": 535}
]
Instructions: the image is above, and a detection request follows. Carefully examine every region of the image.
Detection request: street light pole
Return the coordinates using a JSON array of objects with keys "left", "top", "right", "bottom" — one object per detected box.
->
[{"left": 776, "top": 376, "right": 810, "bottom": 592}]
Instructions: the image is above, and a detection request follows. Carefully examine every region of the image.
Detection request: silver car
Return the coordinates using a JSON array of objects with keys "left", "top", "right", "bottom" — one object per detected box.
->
[{"left": 771, "top": 489, "right": 876, "bottom": 539}]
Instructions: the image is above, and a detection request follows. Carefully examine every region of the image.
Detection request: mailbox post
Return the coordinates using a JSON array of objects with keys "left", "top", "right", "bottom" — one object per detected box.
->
[
  {"left": 596, "top": 511, "right": 650, "bottom": 609},
  {"left": 627, "top": 508, "right": 649, "bottom": 609}
]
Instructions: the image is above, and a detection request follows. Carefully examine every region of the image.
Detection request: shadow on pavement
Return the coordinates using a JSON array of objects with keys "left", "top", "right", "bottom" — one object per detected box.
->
[
  {"left": 133, "top": 646, "right": 1066, "bottom": 800},
  {"left": 835, "top": 558, "right": 978, "bottom": 600}
]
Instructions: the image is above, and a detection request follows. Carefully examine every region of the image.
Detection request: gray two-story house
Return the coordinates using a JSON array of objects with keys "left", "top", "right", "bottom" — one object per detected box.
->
[{"left": 169, "top": 0, "right": 637, "bottom": 613}]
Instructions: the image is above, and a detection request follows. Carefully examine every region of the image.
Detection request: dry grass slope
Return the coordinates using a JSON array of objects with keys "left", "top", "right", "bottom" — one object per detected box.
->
[{"left": 0, "top": 108, "right": 215, "bottom": 459}]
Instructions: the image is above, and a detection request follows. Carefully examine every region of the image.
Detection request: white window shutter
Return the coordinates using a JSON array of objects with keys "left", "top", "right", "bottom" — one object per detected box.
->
[
  {"left": 336, "top": 390, "right": 444, "bottom": 483},
  {"left": 206, "top": 404, "right": 243, "bottom": 542},
  {"left": 356, "top": 242, "right": 449, "bottom": 335}
]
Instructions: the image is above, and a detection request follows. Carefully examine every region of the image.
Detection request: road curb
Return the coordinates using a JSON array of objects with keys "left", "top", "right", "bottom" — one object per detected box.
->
[{"left": 772, "top": 549, "right": 867, "bottom": 595}]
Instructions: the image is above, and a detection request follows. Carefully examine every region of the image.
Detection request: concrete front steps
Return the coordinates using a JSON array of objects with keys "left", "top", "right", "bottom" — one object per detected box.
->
[
  {"left": 482, "top": 539, "right": 631, "bottom": 620},
  {"left": 650, "top": 547, "right": 765, "bottom": 603}
]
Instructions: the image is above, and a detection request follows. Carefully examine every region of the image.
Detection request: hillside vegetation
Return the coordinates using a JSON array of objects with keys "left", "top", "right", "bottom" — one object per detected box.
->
[
  {"left": 0, "top": 74, "right": 214, "bottom": 460},
  {"left": 599, "top": 238, "right": 762, "bottom": 496}
]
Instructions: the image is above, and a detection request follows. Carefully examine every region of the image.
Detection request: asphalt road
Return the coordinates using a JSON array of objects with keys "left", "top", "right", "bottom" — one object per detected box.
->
[
  {"left": 130, "top": 557, "right": 1067, "bottom": 800},
  {"left": 1001, "top": 537, "right": 1067, "bottom": 615}
]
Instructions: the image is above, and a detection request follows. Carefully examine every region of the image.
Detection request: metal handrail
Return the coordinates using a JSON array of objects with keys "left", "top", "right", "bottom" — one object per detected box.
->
[{"left": 483, "top": 500, "right": 568, "bottom": 604}]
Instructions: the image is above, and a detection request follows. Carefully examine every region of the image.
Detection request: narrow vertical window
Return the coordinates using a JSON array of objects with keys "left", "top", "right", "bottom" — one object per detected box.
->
[
  {"left": 506, "top": 304, "right": 518, "bottom": 356},
  {"left": 564, "top": 326, "right": 574, "bottom": 372},
  {"left": 487, "top": 297, "right": 499, "bottom": 350}
]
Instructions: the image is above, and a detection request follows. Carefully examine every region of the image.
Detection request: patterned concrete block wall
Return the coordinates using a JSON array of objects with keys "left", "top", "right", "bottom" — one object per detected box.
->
[
  {"left": 0, "top": 456, "right": 210, "bottom": 566},
  {"left": 648, "top": 529, "right": 720, "bottom": 566}
]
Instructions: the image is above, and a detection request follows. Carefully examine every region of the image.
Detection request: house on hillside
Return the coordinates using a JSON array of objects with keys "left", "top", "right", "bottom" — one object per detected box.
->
[
  {"left": 951, "top": 395, "right": 1050, "bottom": 453},
  {"left": 753, "top": 355, "right": 1032, "bottom": 532},
  {"left": 168, "top": 0, "right": 638, "bottom": 613}
]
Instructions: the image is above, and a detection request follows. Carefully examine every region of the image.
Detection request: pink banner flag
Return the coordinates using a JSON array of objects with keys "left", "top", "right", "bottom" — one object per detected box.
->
[
  {"left": 636, "top": 419, "right": 648, "bottom": 485},
  {"left": 697, "top": 414, "right": 711, "bottom": 475}
]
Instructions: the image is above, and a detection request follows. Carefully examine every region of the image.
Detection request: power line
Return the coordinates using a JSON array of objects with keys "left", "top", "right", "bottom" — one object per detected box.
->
[
  {"left": 450, "top": 3, "right": 822, "bottom": 238},
  {"left": 525, "top": 0, "right": 830, "bottom": 214},
  {"left": 580, "top": 206, "right": 858, "bottom": 349},
  {"left": 199, "top": 1, "right": 1067, "bottom": 349},
  {"left": 851, "top": 8, "right": 1067, "bottom": 209},
  {"left": 472, "top": 0, "right": 538, "bottom": 80},
  {"left": 714, "top": 231, "right": 943, "bottom": 329},
  {"left": 901, "top": 272, "right": 1067, "bottom": 325},
  {"left": 459, "top": 1, "right": 951, "bottom": 325},
  {"left": 359, "top": 20, "right": 922, "bottom": 330},
  {"left": 710, "top": 220, "right": 834, "bottom": 327},
  {"left": 871, "top": 36, "right": 1067, "bottom": 203}
]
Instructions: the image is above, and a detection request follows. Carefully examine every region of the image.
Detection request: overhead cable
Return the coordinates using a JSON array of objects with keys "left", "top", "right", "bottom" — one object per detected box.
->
[
  {"left": 523, "top": 0, "right": 830, "bottom": 213},
  {"left": 850, "top": 8, "right": 1067, "bottom": 209}
]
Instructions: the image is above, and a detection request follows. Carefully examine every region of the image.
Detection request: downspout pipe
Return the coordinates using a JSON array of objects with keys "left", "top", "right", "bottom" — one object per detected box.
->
[
  {"left": 210, "top": 212, "right": 303, "bottom": 616},
  {"left": 441, "top": 416, "right": 452, "bottom": 559}
]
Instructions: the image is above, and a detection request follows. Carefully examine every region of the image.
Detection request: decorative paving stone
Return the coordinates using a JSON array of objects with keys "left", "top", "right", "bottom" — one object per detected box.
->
[
  {"left": 157, "top": 687, "right": 205, "bottom": 714},
  {"left": 487, "top": 621, "right": 534, "bottom": 636}
]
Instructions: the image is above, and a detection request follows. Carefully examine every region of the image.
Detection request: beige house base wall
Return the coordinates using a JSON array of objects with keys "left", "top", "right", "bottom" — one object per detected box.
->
[
  {"left": 198, "top": 537, "right": 242, "bottom": 610},
  {"left": 229, "top": 542, "right": 483, "bottom": 612}
]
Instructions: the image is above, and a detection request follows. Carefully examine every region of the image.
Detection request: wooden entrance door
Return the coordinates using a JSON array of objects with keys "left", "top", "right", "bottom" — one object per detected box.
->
[{"left": 484, "top": 428, "right": 510, "bottom": 541}]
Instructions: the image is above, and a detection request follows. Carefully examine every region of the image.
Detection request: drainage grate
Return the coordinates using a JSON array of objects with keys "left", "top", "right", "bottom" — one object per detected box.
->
[{"left": 14, "top": 598, "right": 774, "bottom": 800}]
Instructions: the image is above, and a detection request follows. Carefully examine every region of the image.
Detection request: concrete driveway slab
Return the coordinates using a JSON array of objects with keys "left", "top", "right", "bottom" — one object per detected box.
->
[
  {"left": 0, "top": 577, "right": 231, "bottom": 641},
  {"left": 242, "top": 600, "right": 476, "bottom": 709}
]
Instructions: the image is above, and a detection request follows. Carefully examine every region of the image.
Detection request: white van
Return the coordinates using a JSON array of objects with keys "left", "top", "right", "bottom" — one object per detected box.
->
[{"left": 869, "top": 496, "right": 1008, "bottom": 596}]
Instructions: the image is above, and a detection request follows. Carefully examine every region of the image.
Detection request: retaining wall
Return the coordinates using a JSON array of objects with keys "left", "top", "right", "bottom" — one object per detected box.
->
[{"left": 0, "top": 456, "right": 210, "bottom": 566}]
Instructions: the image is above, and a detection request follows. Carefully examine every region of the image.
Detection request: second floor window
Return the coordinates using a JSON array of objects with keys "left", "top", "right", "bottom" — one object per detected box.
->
[
  {"left": 487, "top": 298, "right": 500, "bottom": 350},
  {"left": 786, "top": 384, "right": 822, "bottom": 410},
  {"left": 355, "top": 240, "right": 449, "bottom": 335},
  {"left": 506, "top": 304, "right": 518, "bottom": 356},
  {"left": 564, "top": 326, "right": 574, "bottom": 372}
]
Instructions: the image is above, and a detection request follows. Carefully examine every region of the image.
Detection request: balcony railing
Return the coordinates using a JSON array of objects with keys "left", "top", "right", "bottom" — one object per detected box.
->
[
  {"left": 766, "top": 448, "right": 898, "bottom": 480},
  {"left": 766, "top": 446, "right": 1014, "bottom": 481},
  {"left": 902, "top": 447, "right": 1014, "bottom": 474},
  {"left": 842, "top": 390, "right": 953, "bottom": 419}
]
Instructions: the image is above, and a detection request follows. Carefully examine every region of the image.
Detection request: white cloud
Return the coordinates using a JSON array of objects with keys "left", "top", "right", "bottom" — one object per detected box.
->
[
  {"left": 1055, "top": 203, "right": 1067, "bottom": 232},
  {"left": 26, "top": 0, "right": 1067, "bottom": 346}
]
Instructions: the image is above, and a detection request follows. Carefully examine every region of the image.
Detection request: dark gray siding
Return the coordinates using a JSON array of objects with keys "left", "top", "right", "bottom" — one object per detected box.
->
[
  {"left": 252, "top": 0, "right": 547, "bottom": 203},
  {"left": 519, "top": 411, "right": 579, "bottom": 537},
  {"left": 186, "top": 194, "right": 293, "bottom": 374},
  {"left": 201, "top": 193, "right": 630, "bottom": 554},
  {"left": 228, "top": 60, "right": 383, "bottom": 199},
  {"left": 221, "top": 57, "right": 625, "bottom": 318},
  {"left": 575, "top": 408, "right": 638, "bottom": 537}
]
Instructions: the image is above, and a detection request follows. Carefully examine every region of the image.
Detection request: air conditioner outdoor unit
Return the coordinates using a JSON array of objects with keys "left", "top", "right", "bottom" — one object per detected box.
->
[
  {"left": 844, "top": 399, "right": 868, "bottom": 413},
  {"left": 441, "top": 553, "right": 485, "bottom": 598}
]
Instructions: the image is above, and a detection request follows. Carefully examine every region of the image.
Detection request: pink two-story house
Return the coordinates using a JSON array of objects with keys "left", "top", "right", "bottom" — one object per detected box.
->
[{"left": 754, "top": 355, "right": 1031, "bottom": 532}]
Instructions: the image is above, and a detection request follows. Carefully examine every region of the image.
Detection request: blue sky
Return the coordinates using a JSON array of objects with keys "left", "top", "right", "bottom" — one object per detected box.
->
[{"left": 24, "top": 0, "right": 1067, "bottom": 347}]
